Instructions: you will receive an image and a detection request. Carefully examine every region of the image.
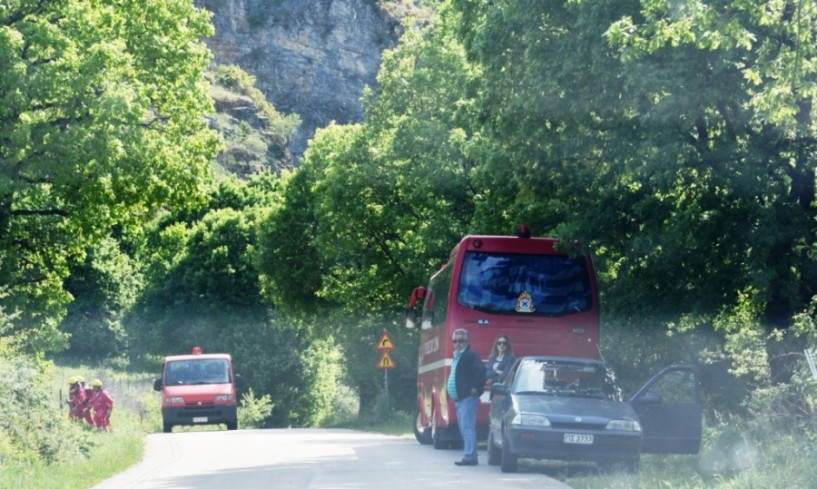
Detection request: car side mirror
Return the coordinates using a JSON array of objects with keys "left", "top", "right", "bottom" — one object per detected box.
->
[
  {"left": 490, "top": 383, "right": 509, "bottom": 397},
  {"left": 153, "top": 378, "right": 162, "bottom": 391}
]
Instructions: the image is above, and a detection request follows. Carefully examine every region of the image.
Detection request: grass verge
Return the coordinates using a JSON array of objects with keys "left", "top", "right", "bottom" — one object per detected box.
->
[{"left": 0, "top": 416, "right": 146, "bottom": 489}]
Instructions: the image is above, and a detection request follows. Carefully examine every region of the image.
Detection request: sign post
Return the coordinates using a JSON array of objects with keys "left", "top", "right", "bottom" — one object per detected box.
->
[{"left": 376, "top": 331, "right": 396, "bottom": 410}]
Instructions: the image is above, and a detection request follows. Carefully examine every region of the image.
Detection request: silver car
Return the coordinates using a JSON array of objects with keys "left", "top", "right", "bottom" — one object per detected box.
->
[{"left": 487, "top": 356, "right": 702, "bottom": 472}]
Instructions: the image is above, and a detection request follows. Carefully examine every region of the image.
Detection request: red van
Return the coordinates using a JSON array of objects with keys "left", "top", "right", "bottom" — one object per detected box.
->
[{"left": 153, "top": 347, "right": 241, "bottom": 433}]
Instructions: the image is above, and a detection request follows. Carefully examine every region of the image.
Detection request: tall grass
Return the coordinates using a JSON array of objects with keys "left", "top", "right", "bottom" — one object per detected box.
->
[
  {"left": 0, "top": 362, "right": 159, "bottom": 489},
  {"left": 0, "top": 427, "right": 144, "bottom": 489},
  {"left": 562, "top": 431, "right": 817, "bottom": 489}
]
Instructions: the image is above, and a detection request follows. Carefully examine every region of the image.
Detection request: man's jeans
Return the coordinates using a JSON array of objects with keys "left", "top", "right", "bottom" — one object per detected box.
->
[{"left": 455, "top": 395, "right": 479, "bottom": 461}]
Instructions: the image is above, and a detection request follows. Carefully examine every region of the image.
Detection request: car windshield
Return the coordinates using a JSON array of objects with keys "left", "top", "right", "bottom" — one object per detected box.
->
[
  {"left": 512, "top": 359, "right": 622, "bottom": 401},
  {"left": 457, "top": 251, "right": 592, "bottom": 316},
  {"left": 166, "top": 359, "right": 230, "bottom": 385}
]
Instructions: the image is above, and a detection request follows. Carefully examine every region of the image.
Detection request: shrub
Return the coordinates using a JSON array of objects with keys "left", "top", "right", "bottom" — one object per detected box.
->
[
  {"left": 0, "top": 356, "right": 95, "bottom": 465},
  {"left": 238, "top": 389, "right": 274, "bottom": 429}
]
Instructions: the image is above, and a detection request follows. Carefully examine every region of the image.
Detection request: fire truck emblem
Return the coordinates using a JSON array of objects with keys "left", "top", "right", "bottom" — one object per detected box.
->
[{"left": 515, "top": 290, "right": 535, "bottom": 313}]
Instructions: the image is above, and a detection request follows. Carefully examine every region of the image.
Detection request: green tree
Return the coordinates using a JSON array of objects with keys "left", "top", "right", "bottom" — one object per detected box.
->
[
  {"left": 601, "top": 0, "right": 817, "bottom": 328},
  {"left": 256, "top": 15, "right": 486, "bottom": 414},
  {"left": 448, "top": 0, "right": 817, "bottom": 326},
  {"left": 60, "top": 237, "right": 141, "bottom": 360},
  {"left": 129, "top": 177, "right": 276, "bottom": 355},
  {"left": 0, "top": 0, "right": 220, "bottom": 355},
  {"left": 256, "top": 165, "right": 325, "bottom": 313},
  {"left": 446, "top": 0, "right": 817, "bottom": 414},
  {"left": 292, "top": 17, "right": 481, "bottom": 311}
]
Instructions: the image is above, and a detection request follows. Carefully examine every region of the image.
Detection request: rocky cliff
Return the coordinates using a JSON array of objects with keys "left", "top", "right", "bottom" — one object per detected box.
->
[{"left": 197, "top": 0, "right": 401, "bottom": 163}]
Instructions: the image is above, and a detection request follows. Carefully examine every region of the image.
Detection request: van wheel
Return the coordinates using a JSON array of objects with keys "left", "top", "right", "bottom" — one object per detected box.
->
[
  {"left": 163, "top": 422, "right": 173, "bottom": 433},
  {"left": 226, "top": 420, "right": 238, "bottom": 431}
]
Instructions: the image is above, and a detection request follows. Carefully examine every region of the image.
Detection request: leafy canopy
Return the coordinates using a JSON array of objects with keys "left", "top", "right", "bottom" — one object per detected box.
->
[{"left": 0, "top": 0, "right": 220, "bottom": 354}]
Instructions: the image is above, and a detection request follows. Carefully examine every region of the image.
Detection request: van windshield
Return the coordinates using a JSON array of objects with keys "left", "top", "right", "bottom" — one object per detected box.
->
[
  {"left": 457, "top": 251, "right": 593, "bottom": 316},
  {"left": 166, "top": 359, "right": 230, "bottom": 385}
]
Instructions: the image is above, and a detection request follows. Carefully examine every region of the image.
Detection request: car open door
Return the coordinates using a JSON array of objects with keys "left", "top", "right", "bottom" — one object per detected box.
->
[{"left": 630, "top": 365, "right": 702, "bottom": 454}]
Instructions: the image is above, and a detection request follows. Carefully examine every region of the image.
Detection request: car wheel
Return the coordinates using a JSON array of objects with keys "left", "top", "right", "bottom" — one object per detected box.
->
[
  {"left": 226, "top": 419, "right": 238, "bottom": 431},
  {"left": 624, "top": 456, "right": 640, "bottom": 473},
  {"left": 500, "top": 434, "right": 518, "bottom": 473},
  {"left": 414, "top": 410, "right": 432, "bottom": 445},
  {"left": 163, "top": 422, "right": 173, "bottom": 433},
  {"left": 487, "top": 432, "right": 501, "bottom": 466}
]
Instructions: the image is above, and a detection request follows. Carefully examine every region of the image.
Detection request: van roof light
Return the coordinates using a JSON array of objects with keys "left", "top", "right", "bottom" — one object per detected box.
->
[{"left": 192, "top": 346, "right": 202, "bottom": 355}]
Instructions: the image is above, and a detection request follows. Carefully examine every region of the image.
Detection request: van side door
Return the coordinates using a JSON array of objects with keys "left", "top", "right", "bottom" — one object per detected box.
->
[{"left": 630, "top": 365, "right": 702, "bottom": 454}]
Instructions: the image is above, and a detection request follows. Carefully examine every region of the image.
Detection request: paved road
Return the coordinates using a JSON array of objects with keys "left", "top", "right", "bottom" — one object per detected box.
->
[{"left": 91, "top": 428, "right": 574, "bottom": 489}]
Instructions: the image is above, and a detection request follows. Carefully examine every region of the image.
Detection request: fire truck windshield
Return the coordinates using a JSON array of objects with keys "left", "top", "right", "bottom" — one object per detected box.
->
[{"left": 456, "top": 251, "right": 593, "bottom": 316}]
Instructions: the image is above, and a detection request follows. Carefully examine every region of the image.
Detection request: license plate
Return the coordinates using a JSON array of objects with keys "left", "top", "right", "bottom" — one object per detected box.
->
[
  {"left": 192, "top": 416, "right": 208, "bottom": 423},
  {"left": 564, "top": 433, "right": 593, "bottom": 445}
]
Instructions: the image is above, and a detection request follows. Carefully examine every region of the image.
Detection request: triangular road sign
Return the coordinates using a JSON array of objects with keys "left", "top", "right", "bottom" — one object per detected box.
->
[
  {"left": 377, "top": 351, "right": 396, "bottom": 369},
  {"left": 376, "top": 331, "right": 396, "bottom": 350}
]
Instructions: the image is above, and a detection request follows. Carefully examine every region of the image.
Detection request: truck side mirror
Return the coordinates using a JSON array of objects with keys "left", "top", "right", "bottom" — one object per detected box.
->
[
  {"left": 153, "top": 378, "right": 163, "bottom": 391},
  {"left": 405, "top": 309, "right": 417, "bottom": 329},
  {"left": 235, "top": 373, "right": 245, "bottom": 389},
  {"left": 405, "top": 286, "right": 425, "bottom": 329}
]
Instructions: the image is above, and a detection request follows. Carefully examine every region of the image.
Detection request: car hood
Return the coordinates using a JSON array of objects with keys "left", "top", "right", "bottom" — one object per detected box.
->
[{"left": 514, "top": 393, "right": 637, "bottom": 421}]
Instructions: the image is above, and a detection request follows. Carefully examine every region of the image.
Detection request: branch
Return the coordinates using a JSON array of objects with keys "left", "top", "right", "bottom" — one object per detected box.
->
[
  {"left": 2, "top": 0, "right": 47, "bottom": 26},
  {"left": 11, "top": 208, "right": 69, "bottom": 218}
]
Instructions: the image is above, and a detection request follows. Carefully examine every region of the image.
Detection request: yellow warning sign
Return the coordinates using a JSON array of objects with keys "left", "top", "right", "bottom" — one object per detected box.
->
[
  {"left": 376, "top": 331, "right": 396, "bottom": 350},
  {"left": 377, "top": 351, "right": 396, "bottom": 369}
]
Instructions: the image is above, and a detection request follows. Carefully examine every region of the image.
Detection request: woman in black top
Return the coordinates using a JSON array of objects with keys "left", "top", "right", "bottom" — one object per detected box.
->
[{"left": 486, "top": 335, "right": 515, "bottom": 384}]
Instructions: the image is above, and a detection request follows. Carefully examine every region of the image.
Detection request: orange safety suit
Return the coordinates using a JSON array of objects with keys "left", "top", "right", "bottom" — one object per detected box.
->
[
  {"left": 68, "top": 382, "right": 86, "bottom": 420},
  {"left": 89, "top": 388, "right": 114, "bottom": 431}
]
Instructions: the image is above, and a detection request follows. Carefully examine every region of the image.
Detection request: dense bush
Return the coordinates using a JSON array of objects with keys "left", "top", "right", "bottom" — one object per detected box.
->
[{"left": 0, "top": 355, "right": 94, "bottom": 465}]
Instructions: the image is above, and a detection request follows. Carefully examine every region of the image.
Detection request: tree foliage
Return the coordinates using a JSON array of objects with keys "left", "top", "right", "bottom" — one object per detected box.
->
[
  {"left": 259, "top": 17, "right": 482, "bottom": 314},
  {"left": 257, "top": 0, "right": 817, "bottom": 419},
  {"left": 60, "top": 237, "right": 141, "bottom": 359},
  {"left": 0, "top": 0, "right": 220, "bottom": 355},
  {"left": 446, "top": 0, "right": 817, "bottom": 333}
]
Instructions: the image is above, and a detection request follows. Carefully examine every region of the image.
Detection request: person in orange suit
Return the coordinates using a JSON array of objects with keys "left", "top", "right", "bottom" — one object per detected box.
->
[
  {"left": 66, "top": 377, "right": 86, "bottom": 421},
  {"left": 89, "top": 379, "right": 114, "bottom": 432}
]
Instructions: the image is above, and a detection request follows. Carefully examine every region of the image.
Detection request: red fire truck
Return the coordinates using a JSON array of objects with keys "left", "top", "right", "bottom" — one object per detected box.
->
[{"left": 406, "top": 226, "right": 601, "bottom": 447}]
